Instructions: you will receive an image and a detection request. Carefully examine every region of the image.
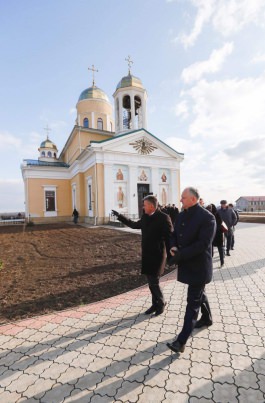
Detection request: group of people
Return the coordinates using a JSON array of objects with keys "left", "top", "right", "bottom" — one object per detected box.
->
[
  {"left": 200, "top": 199, "right": 239, "bottom": 266},
  {"left": 160, "top": 203, "right": 179, "bottom": 226},
  {"left": 112, "top": 187, "right": 219, "bottom": 354}
]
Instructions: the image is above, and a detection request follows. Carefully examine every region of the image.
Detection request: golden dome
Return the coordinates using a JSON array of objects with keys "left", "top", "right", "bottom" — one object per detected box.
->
[
  {"left": 78, "top": 85, "right": 109, "bottom": 102},
  {"left": 39, "top": 138, "right": 58, "bottom": 151},
  {"left": 116, "top": 74, "right": 144, "bottom": 90}
]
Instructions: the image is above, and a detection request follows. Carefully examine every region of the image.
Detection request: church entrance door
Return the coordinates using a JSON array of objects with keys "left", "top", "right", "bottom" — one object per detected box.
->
[{"left": 137, "top": 184, "right": 150, "bottom": 217}]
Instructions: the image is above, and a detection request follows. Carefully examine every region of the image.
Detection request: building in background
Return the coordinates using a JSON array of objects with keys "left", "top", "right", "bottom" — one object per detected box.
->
[
  {"left": 235, "top": 196, "right": 265, "bottom": 212},
  {"left": 21, "top": 60, "right": 184, "bottom": 224}
]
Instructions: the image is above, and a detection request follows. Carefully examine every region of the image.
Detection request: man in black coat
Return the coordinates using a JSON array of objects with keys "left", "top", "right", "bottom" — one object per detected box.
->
[
  {"left": 218, "top": 200, "right": 237, "bottom": 255},
  {"left": 167, "top": 187, "right": 216, "bottom": 353},
  {"left": 112, "top": 195, "right": 173, "bottom": 316}
]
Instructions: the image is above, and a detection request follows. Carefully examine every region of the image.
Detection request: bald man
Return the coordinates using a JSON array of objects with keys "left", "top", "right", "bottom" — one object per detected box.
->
[{"left": 167, "top": 187, "right": 216, "bottom": 353}]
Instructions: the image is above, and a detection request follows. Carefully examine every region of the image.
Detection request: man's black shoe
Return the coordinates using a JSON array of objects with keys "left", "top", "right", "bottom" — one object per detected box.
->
[
  {"left": 194, "top": 318, "right": 213, "bottom": 328},
  {"left": 154, "top": 302, "right": 167, "bottom": 316},
  {"left": 167, "top": 340, "right": 185, "bottom": 353},
  {"left": 226, "top": 252, "right": 231, "bottom": 256},
  {"left": 144, "top": 306, "right": 156, "bottom": 315}
]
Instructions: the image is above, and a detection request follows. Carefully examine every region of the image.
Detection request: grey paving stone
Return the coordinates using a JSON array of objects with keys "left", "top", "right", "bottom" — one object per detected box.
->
[
  {"left": 40, "top": 382, "right": 74, "bottom": 402},
  {"left": 115, "top": 380, "right": 144, "bottom": 402},
  {"left": 22, "top": 377, "right": 56, "bottom": 400},
  {"left": 0, "top": 223, "right": 264, "bottom": 402},
  {"left": 189, "top": 377, "right": 213, "bottom": 399},
  {"left": 212, "top": 382, "right": 238, "bottom": 402},
  {"left": 237, "top": 387, "right": 265, "bottom": 402}
]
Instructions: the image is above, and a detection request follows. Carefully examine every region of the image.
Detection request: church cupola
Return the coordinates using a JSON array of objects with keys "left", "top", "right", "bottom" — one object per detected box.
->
[
  {"left": 38, "top": 126, "right": 58, "bottom": 161},
  {"left": 113, "top": 56, "right": 147, "bottom": 135},
  {"left": 76, "top": 65, "right": 114, "bottom": 132}
]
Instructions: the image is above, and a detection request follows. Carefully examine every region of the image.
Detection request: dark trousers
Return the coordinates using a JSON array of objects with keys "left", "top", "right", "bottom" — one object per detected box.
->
[
  {"left": 146, "top": 275, "right": 165, "bottom": 309},
  {"left": 217, "top": 245, "right": 224, "bottom": 265},
  {"left": 213, "top": 245, "right": 224, "bottom": 265},
  {"left": 177, "top": 285, "right": 212, "bottom": 345},
  {"left": 231, "top": 227, "right": 235, "bottom": 248},
  {"left": 225, "top": 230, "right": 233, "bottom": 252}
]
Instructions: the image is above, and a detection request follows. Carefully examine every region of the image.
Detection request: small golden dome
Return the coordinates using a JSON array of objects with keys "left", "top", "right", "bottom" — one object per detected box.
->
[
  {"left": 78, "top": 85, "right": 109, "bottom": 102},
  {"left": 39, "top": 138, "right": 58, "bottom": 151},
  {"left": 116, "top": 74, "right": 144, "bottom": 90}
]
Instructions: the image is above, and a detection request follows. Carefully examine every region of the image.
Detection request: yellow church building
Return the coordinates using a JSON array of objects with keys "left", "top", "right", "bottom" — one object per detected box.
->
[{"left": 21, "top": 62, "right": 184, "bottom": 224}]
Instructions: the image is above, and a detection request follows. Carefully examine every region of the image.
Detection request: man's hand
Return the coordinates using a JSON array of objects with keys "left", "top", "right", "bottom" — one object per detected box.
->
[
  {"left": 170, "top": 246, "right": 178, "bottom": 256},
  {"left": 168, "top": 250, "right": 180, "bottom": 266},
  {"left": 111, "top": 210, "right": 120, "bottom": 217}
]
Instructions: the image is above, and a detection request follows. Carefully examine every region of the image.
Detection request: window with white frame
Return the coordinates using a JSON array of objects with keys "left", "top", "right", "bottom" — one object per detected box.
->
[{"left": 45, "top": 190, "right": 56, "bottom": 212}]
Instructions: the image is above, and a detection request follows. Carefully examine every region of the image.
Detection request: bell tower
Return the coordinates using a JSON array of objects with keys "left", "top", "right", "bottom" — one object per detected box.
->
[{"left": 113, "top": 56, "right": 147, "bottom": 135}]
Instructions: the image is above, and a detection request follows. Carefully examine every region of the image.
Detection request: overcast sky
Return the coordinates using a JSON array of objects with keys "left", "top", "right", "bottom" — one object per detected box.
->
[{"left": 0, "top": 0, "right": 265, "bottom": 212}]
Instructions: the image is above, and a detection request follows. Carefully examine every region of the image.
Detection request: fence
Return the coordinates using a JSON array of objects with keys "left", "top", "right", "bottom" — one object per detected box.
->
[{"left": 0, "top": 218, "right": 25, "bottom": 225}]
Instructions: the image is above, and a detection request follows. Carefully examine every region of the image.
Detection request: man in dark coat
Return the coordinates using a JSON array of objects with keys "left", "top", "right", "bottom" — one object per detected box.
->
[
  {"left": 218, "top": 200, "right": 237, "bottom": 255},
  {"left": 112, "top": 195, "right": 173, "bottom": 316},
  {"left": 167, "top": 187, "right": 216, "bottom": 353}
]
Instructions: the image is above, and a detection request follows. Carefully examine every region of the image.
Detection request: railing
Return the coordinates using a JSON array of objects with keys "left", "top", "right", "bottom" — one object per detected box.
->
[{"left": 0, "top": 219, "right": 25, "bottom": 225}]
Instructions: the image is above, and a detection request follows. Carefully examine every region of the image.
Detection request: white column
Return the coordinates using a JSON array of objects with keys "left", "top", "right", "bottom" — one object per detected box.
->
[
  {"left": 128, "top": 166, "right": 138, "bottom": 216},
  {"left": 104, "top": 164, "right": 114, "bottom": 217},
  {"left": 119, "top": 94, "right": 123, "bottom": 133},
  {"left": 171, "top": 169, "right": 180, "bottom": 207},
  {"left": 91, "top": 112, "right": 95, "bottom": 129},
  {"left": 142, "top": 93, "right": 147, "bottom": 129},
  {"left": 151, "top": 167, "right": 159, "bottom": 200},
  {"left": 130, "top": 93, "right": 136, "bottom": 130},
  {"left": 106, "top": 114, "right": 110, "bottom": 131}
]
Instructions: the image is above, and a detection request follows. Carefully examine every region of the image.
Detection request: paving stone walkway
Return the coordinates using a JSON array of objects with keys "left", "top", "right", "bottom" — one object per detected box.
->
[{"left": 0, "top": 222, "right": 265, "bottom": 402}]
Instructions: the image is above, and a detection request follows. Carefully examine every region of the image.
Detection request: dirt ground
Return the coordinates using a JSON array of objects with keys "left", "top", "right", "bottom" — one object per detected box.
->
[{"left": 0, "top": 223, "right": 174, "bottom": 325}]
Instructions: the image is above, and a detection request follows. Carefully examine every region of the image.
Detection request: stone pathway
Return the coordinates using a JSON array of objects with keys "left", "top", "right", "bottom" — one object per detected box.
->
[{"left": 0, "top": 222, "right": 265, "bottom": 402}]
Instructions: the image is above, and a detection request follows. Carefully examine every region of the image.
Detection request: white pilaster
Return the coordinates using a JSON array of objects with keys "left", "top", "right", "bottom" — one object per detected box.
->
[
  {"left": 91, "top": 112, "right": 95, "bottom": 129},
  {"left": 128, "top": 166, "right": 138, "bottom": 216},
  {"left": 104, "top": 164, "right": 114, "bottom": 216},
  {"left": 130, "top": 93, "right": 136, "bottom": 130},
  {"left": 106, "top": 114, "right": 110, "bottom": 131},
  {"left": 171, "top": 169, "right": 180, "bottom": 207},
  {"left": 151, "top": 167, "right": 159, "bottom": 199},
  {"left": 119, "top": 94, "right": 123, "bottom": 133}
]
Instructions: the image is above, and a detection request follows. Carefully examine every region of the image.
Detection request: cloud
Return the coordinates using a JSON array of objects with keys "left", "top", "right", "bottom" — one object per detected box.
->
[
  {"left": 166, "top": 70, "right": 265, "bottom": 204},
  {"left": 251, "top": 52, "right": 265, "bottom": 64},
  {"left": 177, "top": 0, "right": 265, "bottom": 47},
  {"left": 181, "top": 42, "right": 234, "bottom": 83},
  {"left": 175, "top": 100, "right": 189, "bottom": 118},
  {"left": 181, "top": 73, "right": 265, "bottom": 141},
  {"left": 212, "top": 0, "right": 265, "bottom": 36},
  {"left": 178, "top": 0, "right": 214, "bottom": 48},
  {"left": 224, "top": 137, "right": 265, "bottom": 158},
  {"left": 0, "top": 130, "right": 42, "bottom": 161}
]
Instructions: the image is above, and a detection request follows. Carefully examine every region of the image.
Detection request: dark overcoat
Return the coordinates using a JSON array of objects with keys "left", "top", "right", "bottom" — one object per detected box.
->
[
  {"left": 213, "top": 211, "right": 223, "bottom": 247},
  {"left": 118, "top": 210, "right": 173, "bottom": 276},
  {"left": 171, "top": 204, "right": 216, "bottom": 286}
]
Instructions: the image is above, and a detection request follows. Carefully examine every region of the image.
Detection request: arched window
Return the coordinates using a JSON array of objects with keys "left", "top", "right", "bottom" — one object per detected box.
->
[
  {"left": 47, "top": 151, "right": 52, "bottom": 157},
  {"left": 41, "top": 151, "right": 45, "bottom": 157},
  {"left": 83, "top": 118, "right": 89, "bottom": 128},
  {"left": 54, "top": 152, "right": 56, "bottom": 158},
  {"left": 97, "top": 118, "right": 103, "bottom": 130},
  {"left": 122, "top": 95, "right": 131, "bottom": 129}
]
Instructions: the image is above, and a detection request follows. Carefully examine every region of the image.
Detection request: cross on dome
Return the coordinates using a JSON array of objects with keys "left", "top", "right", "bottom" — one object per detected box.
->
[
  {"left": 88, "top": 64, "right": 99, "bottom": 86},
  {"left": 125, "top": 55, "right": 133, "bottom": 75},
  {"left": 44, "top": 124, "right": 51, "bottom": 140}
]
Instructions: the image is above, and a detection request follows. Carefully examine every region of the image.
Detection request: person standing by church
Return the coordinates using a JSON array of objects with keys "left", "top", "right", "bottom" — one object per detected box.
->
[
  {"left": 112, "top": 195, "right": 173, "bottom": 316},
  {"left": 167, "top": 187, "right": 216, "bottom": 353},
  {"left": 72, "top": 208, "right": 79, "bottom": 224}
]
